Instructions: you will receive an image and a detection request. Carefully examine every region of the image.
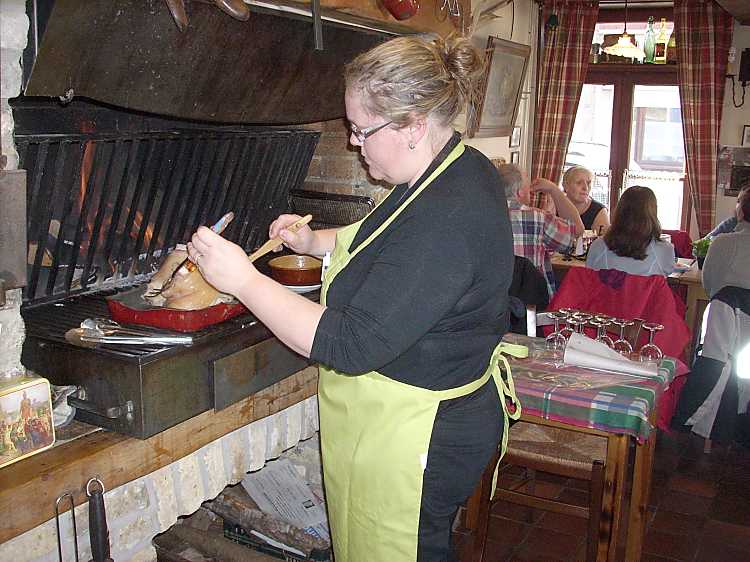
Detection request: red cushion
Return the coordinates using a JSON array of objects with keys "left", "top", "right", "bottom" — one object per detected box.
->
[{"left": 663, "top": 229, "right": 694, "bottom": 259}]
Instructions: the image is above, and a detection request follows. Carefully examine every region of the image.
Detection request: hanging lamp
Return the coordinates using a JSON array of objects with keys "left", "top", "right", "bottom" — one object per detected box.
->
[{"left": 602, "top": 0, "right": 645, "bottom": 62}]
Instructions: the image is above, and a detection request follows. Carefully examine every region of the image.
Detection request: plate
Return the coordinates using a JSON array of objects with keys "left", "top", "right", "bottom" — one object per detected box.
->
[{"left": 284, "top": 283, "right": 322, "bottom": 294}]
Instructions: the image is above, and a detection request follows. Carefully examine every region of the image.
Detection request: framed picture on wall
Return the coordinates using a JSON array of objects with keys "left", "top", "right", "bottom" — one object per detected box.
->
[
  {"left": 510, "top": 151, "right": 520, "bottom": 164},
  {"left": 467, "top": 37, "right": 531, "bottom": 138},
  {"left": 509, "top": 126, "right": 521, "bottom": 148},
  {"left": 742, "top": 125, "right": 750, "bottom": 147}
]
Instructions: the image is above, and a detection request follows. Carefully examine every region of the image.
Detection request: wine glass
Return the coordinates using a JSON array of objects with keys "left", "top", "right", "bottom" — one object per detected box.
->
[
  {"left": 610, "top": 318, "right": 635, "bottom": 356},
  {"left": 572, "top": 312, "right": 592, "bottom": 334},
  {"left": 639, "top": 323, "right": 664, "bottom": 363},
  {"left": 557, "top": 309, "right": 575, "bottom": 339},
  {"left": 568, "top": 315, "right": 587, "bottom": 336},
  {"left": 591, "top": 316, "right": 614, "bottom": 348},
  {"left": 545, "top": 311, "right": 568, "bottom": 352}
]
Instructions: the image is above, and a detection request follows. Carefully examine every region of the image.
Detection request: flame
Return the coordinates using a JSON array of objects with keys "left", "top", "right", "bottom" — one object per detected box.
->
[
  {"left": 78, "top": 121, "right": 154, "bottom": 258},
  {"left": 133, "top": 210, "right": 154, "bottom": 248}
]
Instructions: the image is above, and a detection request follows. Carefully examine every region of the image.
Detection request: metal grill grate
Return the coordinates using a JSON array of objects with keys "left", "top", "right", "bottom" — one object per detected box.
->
[
  {"left": 289, "top": 189, "right": 375, "bottom": 230},
  {"left": 17, "top": 129, "right": 319, "bottom": 304}
]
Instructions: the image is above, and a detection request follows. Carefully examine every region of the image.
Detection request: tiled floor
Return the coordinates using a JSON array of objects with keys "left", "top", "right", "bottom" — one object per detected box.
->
[{"left": 466, "top": 432, "right": 750, "bottom": 562}]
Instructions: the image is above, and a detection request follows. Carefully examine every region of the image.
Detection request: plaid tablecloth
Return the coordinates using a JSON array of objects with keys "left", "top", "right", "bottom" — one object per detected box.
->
[{"left": 503, "top": 334, "right": 676, "bottom": 443}]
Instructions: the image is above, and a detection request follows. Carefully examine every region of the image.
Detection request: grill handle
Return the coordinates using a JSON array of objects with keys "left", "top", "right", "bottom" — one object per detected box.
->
[{"left": 68, "top": 396, "right": 134, "bottom": 422}]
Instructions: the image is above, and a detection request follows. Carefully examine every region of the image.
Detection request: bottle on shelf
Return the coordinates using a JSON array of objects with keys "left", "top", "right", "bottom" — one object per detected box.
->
[
  {"left": 644, "top": 16, "right": 656, "bottom": 63},
  {"left": 666, "top": 33, "right": 677, "bottom": 64},
  {"left": 654, "top": 18, "right": 669, "bottom": 64}
]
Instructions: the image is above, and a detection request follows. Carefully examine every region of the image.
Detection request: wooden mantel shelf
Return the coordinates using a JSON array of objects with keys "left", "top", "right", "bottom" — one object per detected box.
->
[{"left": 0, "top": 367, "right": 319, "bottom": 544}]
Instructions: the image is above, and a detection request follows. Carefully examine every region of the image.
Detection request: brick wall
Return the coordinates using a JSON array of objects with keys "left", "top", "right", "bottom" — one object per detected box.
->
[
  {"left": 0, "top": 394, "right": 320, "bottom": 562},
  {"left": 302, "top": 119, "right": 390, "bottom": 203},
  {"left": 0, "top": 0, "right": 28, "bottom": 378}
]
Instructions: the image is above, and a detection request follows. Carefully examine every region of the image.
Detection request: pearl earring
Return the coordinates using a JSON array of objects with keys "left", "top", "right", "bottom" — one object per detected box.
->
[{"left": 408, "top": 142, "right": 415, "bottom": 150}]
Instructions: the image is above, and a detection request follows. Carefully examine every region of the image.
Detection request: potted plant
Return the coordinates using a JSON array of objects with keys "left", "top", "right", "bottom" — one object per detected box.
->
[{"left": 692, "top": 238, "right": 711, "bottom": 269}]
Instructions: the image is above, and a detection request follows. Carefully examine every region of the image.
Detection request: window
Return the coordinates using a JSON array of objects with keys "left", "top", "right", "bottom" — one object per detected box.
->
[{"left": 564, "top": 14, "right": 687, "bottom": 230}]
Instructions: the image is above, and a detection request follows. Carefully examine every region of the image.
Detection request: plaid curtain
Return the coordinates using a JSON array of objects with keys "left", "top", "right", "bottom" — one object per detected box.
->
[
  {"left": 674, "top": 0, "right": 733, "bottom": 236},
  {"left": 531, "top": 0, "right": 598, "bottom": 202}
]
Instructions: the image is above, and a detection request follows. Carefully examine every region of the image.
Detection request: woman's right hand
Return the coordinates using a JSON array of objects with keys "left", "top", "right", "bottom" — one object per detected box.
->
[{"left": 269, "top": 214, "right": 316, "bottom": 255}]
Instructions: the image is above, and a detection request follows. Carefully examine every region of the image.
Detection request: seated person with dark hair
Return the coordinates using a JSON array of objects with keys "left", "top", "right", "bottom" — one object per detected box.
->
[
  {"left": 495, "top": 163, "right": 584, "bottom": 297},
  {"left": 586, "top": 185, "right": 675, "bottom": 276}
]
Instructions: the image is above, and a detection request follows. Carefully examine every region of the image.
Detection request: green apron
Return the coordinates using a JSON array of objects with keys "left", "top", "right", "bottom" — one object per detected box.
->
[{"left": 318, "top": 141, "right": 523, "bottom": 562}]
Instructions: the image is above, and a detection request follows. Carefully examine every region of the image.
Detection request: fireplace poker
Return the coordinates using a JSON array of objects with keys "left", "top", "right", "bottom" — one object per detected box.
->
[
  {"left": 55, "top": 492, "right": 80, "bottom": 562},
  {"left": 87, "top": 477, "right": 114, "bottom": 562}
]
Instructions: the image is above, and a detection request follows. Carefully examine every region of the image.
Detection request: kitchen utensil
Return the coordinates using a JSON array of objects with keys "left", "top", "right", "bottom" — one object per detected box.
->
[
  {"left": 65, "top": 327, "right": 193, "bottom": 348},
  {"left": 268, "top": 254, "right": 323, "bottom": 286},
  {"left": 55, "top": 492, "right": 80, "bottom": 562},
  {"left": 107, "top": 285, "right": 249, "bottom": 332},
  {"left": 80, "top": 318, "right": 154, "bottom": 337},
  {"left": 247, "top": 214, "right": 313, "bottom": 263},
  {"left": 87, "top": 478, "right": 114, "bottom": 562},
  {"left": 382, "top": 0, "right": 420, "bottom": 20},
  {"left": 146, "top": 211, "right": 235, "bottom": 298}
]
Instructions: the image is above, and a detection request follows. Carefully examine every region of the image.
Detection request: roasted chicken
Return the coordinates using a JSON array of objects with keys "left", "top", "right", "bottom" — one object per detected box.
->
[{"left": 145, "top": 247, "right": 233, "bottom": 310}]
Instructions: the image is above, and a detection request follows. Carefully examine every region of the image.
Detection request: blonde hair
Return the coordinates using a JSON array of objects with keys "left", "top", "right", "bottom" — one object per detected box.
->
[
  {"left": 561, "top": 165, "right": 593, "bottom": 187},
  {"left": 344, "top": 35, "right": 486, "bottom": 128}
]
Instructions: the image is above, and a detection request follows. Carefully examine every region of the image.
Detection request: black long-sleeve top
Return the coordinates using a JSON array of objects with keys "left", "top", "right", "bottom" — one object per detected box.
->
[{"left": 310, "top": 137, "right": 514, "bottom": 390}]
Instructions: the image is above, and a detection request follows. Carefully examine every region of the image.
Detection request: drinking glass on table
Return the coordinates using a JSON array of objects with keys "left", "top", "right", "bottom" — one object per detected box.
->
[
  {"left": 545, "top": 311, "right": 568, "bottom": 352},
  {"left": 611, "top": 318, "right": 635, "bottom": 356},
  {"left": 591, "top": 315, "right": 615, "bottom": 348},
  {"left": 639, "top": 323, "right": 664, "bottom": 363},
  {"left": 557, "top": 308, "right": 575, "bottom": 339},
  {"left": 571, "top": 312, "right": 592, "bottom": 333}
]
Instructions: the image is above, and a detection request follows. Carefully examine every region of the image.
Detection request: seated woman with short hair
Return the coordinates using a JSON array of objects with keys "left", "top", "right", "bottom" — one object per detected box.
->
[
  {"left": 562, "top": 166, "right": 610, "bottom": 233},
  {"left": 586, "top": 185, "right": 675, "bottom": 276}
]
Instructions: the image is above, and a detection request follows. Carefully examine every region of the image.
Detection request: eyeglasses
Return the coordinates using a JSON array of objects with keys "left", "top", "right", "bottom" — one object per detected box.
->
[{"left": 349, "top": 120, "right": 392, "bottom": 143}]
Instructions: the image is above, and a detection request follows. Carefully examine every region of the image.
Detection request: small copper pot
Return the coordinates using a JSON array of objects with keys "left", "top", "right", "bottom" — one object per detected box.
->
[
  {"left": 381, "top": 0, "right": 420, "bottom": 20},
  {"left": 268, "top": 255, "right": 322, "bottom": 286}
]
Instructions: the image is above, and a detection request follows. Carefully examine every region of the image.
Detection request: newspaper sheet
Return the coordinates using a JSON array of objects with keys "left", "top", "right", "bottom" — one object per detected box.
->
[{"left": 242, "top": 458, "right": 330, "bottom": 542}]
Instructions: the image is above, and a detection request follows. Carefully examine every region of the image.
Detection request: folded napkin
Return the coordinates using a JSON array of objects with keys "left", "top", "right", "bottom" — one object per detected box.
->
[{"left": 563, "top": 332, "right": 658, "bottom": 376}]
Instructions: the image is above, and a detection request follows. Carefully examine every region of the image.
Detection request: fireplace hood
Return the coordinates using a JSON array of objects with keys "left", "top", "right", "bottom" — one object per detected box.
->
[{"left": 23, "top": 0, "right": 407, "bottom": 124}]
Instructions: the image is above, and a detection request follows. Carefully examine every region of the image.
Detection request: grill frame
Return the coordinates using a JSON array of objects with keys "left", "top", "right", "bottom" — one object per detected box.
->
[
  {"left": 21, "top": 288, "right": 311, "bottom": 438},
  {"left": 17, "top": 128, "right": 320, "bottom": 305}
]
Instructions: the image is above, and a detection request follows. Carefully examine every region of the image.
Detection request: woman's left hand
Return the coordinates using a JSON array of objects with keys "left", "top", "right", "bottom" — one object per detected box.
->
[{"left": 188, "top": 227, "right": 257, "bottom": 296}]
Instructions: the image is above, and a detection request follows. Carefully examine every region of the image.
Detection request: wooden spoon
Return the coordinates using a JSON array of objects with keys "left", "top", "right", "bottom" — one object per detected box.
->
[{"left": 248, "top": 214, "right": 312, "bottom": 262}]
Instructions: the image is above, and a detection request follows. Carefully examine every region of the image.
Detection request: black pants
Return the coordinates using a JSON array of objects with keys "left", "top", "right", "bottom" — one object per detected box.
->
[{"left": 417, "top": 379, "right": 504, "bottom": 562}]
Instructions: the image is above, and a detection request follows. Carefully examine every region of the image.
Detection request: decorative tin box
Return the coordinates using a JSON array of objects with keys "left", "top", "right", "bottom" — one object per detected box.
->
[{"left": 0, "top": 375, "right": 55, "bottom": 469}]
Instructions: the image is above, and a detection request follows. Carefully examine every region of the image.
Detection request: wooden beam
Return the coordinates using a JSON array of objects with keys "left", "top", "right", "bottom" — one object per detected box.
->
[
  {"left": 0, "top": 367, "right": 319, "bottom": 544},
  {"left": 716, "top": 0, "right": 750, "bottom": 25}
]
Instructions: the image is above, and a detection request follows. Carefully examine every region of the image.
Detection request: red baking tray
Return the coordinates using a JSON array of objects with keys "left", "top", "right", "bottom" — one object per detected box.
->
[{"left": 106, "top": 286, "right": 248, "bottom": 332}]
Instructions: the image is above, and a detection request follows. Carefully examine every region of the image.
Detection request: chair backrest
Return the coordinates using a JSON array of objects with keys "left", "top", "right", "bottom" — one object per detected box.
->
[
  {"left": 699, "top": 286, "right": 750, "bottom": 361},
  {"left": 548, "top": 267, "right": 690, "bottom": 359},
  {"left": 674, "top": 286, "right": 750, "bottom": 440},
  {"left": 662, "top": 229, "right": 694, "bottom": 259},
  {"left": 508, "top": 256, "right": 549, "bottom": 335}
]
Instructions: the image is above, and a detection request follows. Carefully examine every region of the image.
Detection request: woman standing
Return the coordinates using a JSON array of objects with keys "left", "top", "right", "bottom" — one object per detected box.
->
[
  {"left": 562, "top": 165, "right": 610, "bottom": 233},
  {"left": 586, "top": 185, "right": 675, "bottom": 276},
  {"left": 188, "top": 35, "right": 520, "bottom": 562}
]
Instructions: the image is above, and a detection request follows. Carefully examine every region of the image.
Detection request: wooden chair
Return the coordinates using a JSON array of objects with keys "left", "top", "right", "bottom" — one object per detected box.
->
[{"left": 461, "top": 421, "right": 608, "bottom": 562}]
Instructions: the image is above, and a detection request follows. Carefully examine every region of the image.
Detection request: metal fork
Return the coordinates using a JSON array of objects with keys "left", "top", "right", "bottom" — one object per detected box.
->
[{"left": 145, "top": 211, "right": 234, "bottom": 298}]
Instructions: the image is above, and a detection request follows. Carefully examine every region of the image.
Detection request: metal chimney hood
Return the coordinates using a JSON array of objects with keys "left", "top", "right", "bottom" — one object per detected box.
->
[{"left": 23, "top": 0, "right": 396, "bottom": 124}]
